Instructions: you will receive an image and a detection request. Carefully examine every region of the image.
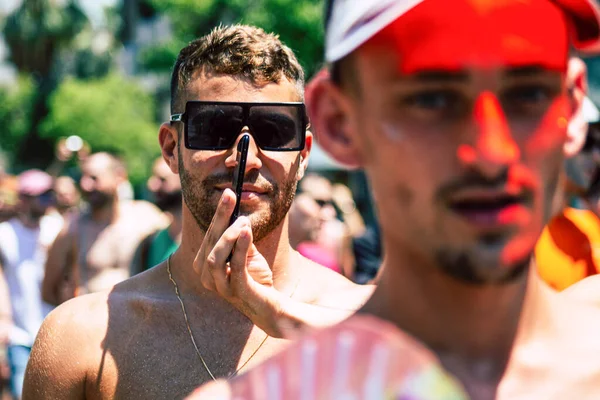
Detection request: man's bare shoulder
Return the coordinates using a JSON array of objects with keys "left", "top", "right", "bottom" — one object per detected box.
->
[
  {"left": 39, "top": 291, "right": 111, "bottom": 349},
  {"left": 298, "top": 256, "right": 375, "bottom": 309},
  {"left": 119, "top": 200, "right": 170, "bottom": 232},
  {"left": 24, "top": 291, "right": 111, "bottom": 398}
]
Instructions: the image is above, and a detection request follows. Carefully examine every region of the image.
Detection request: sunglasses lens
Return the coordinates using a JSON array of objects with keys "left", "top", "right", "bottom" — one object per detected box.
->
[
  {"left": 187, "top": 105, "right": 244, "bottom": 150},
  {"left": 248, "top": 106, "right": 304, "bottom": 150}
]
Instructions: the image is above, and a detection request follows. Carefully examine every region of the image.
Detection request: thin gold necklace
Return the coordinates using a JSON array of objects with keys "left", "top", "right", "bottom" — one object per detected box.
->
[{"left": 167, "top": 254, "right": 300, "bottom": 381}]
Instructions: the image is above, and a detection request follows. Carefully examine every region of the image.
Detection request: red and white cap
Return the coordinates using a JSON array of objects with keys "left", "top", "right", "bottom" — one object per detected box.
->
[{"left": 324, "top": 0, "right": 600, "bottom": 62}]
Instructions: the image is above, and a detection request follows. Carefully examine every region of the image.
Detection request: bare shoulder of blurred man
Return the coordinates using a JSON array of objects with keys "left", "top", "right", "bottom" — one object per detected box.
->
[
  {"left": 41, "top": 152, "right": 168, "bottom": 306},
  {"left": 24, "top": 25, "right": 372, "bottom": 400}
]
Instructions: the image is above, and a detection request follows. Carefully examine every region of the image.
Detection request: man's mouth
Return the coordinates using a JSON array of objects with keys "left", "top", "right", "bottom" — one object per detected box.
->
[
  {"left": 447, "top": 191, "right": 529, "bottom": 229},
  {"left": 215, "top": 184, "right": 268, "bottom": 201}
]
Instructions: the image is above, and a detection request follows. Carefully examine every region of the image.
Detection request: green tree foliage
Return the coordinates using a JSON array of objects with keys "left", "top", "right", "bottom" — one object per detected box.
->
[
  {"left": 143, "top": 0, "right": 325, "bottom": 78},
  {"left": 39, "top": 74, "right": 160, "bottom": 185},
  {"left": 0, "top": 76, "right": 37, "bottom": 170},
  {"left": 2, "top": 0, "right": 90, "bottom": 168}
]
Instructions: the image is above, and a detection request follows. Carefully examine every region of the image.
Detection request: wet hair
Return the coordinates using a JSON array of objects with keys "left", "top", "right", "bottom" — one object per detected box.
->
[{"left": 170, "top": 24, "right": 305, "bottom": 114}]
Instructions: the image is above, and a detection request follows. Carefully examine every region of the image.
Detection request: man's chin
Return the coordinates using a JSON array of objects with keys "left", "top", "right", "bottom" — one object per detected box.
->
[{"left": 435, "top": 246, "right": 531, "bottom": 285}]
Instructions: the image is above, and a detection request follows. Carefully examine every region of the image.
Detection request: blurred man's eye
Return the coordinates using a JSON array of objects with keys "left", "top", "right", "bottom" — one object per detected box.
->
[
  {"left": 402, "top": 90, "right": 466, "bottom": 119},
  {"left": 501, "top": 84, "right": 558, "bottom": 115}
]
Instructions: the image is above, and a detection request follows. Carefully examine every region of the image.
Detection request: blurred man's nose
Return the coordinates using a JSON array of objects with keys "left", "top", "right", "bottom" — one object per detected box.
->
[
  {"left": 80, "top": 176, "right": 94, "bottom": 192},
  {"left": 460, "top": 92, "right": 520, "bottom": 177},
  {"left": 320, "top": 203, "right": 337, "bottom": 221}
]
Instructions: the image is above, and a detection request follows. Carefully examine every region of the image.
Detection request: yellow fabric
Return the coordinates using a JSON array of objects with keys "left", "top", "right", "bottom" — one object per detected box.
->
[{"left": 536, "top": 208, "right": 600, "bottom": 291}]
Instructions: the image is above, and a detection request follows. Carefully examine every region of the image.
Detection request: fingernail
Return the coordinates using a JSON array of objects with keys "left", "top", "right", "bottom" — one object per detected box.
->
[{"left": 222, "top": 193, "right": 230, "bottom": 204}]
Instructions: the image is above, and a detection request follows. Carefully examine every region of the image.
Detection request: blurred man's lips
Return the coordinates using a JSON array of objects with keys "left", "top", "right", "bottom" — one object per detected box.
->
[{"left": 447, "top": 190, "right": 528, "bottom": 229}]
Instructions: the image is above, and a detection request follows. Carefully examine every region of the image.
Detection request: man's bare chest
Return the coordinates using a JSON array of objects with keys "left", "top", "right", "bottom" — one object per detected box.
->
[{"left": 87, "top": 304, "right": 289, "bottom": 399}]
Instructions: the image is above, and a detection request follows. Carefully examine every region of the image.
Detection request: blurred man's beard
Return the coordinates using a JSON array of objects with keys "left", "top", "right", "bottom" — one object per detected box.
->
[
  {"left": 179, "top": 156, "right": 298, "bottom": 243},
  {"left": 26, "top": 208, "right": 46, "bottom": 221},
  {"left": 434, "top": 247, "right": 530, "bottom": 285},
  {"left": 154, "top": 190, "right": 182, "bottom": 212},
  {"left": 83, "top": 190, "right": 114, "bottom": 210}
]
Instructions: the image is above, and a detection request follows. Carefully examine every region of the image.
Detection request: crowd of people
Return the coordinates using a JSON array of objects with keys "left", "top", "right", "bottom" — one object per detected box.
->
[
  {"left": 0, "top": 0, "right": 600, "bottom": 398},
  {"left": 0, "top": 111, "right": 372, "bottom": 400}
]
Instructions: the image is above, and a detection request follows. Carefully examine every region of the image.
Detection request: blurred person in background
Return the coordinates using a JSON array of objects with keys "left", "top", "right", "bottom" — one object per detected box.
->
[
  {"left": 0, "top": 170, "right": 61, "bottom": 399},
  {"left": 535, "top": 90, "right": 600, "bottom": 291},
  {"left": 288, "top": 192, "right": 340, "bottom": 272},
  {"left": 41, "top": 152, "right": 168, "bottom": 305},
  {"left": 297, "top": 174, "right": 365, "bottom": 278},
  {"left": 0, "top": 265, "right": 11, "bottom": 399},
  {"left": 46, "top": 136, "right": 91, "bottom": 178},
  {"left": 51, "top": 176, "right": 80, "bottom": 220},
  {"left": 131, "top": 157, "right": 182, "bottom": 275},
  {"left": 0, "top": 154, "right": 17, "bottom": 224},
  {"left": 0, "top": 176, "right": 18, "bottom": 225}
]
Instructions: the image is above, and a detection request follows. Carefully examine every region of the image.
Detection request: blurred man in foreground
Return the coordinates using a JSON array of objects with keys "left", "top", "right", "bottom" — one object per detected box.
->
[{"left": 189, "top": 0, "right": 600, "bottom": 398}]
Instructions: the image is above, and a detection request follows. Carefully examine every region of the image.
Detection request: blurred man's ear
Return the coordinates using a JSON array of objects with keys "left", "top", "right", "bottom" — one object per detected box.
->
[
  {"left": 159, "top": 122, "right": 179, "bottom": 174},
  {"left": 296, "top": 130, "right": 313, "bottom": 181},
  {"left": 306, "top": 72, "right": 362, "bottom": 169},
  {"left": 564, "top": 57, "right": 589, "bottom": 158}
]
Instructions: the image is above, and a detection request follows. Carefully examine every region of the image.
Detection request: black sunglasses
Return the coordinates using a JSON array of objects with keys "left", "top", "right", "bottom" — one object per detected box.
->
[{"left": 170, "top": 101, "right": 307, "bottom": 151}]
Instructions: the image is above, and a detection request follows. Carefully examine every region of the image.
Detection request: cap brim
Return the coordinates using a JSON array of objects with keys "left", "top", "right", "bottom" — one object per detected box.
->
[
  {"left": 555, "top": 0, "right": 600, "bottom": 53},
  {"left": 325, "top": 0, "right": 600, "bottom": 62}
]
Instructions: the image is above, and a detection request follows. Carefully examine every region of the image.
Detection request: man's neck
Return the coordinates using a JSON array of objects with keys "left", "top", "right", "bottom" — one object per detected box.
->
[
  {"left": 173, "top": 206, "right": 299, "bottom": 296},
  {"left": 90, "top": 199, "right": 119, "bottom": 223},
  {"left": 362, "top": 243, "right": 528, "bottom": 391},
  {"left": 18, "top": 213, "right": 41, "bottom": 229}
]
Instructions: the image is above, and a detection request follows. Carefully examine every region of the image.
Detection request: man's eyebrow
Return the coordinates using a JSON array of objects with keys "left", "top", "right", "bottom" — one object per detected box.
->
[
  {"left": 404, "top": 69, "right": 470, "bottom": 83},
  {"left": 504, "top": 65, "right": 563, "bottom": 78}
]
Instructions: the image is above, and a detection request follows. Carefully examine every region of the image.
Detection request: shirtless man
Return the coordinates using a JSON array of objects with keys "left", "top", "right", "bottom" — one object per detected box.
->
[
  {"left": 188, "top": 0, "right": 600, "bottom": 399},
  {"left": 131, "top": 157, "right": 183, "bottom": 275},
  {"left": 41, "top": 152, "right": 168, "bottom": 305},
  {"left": 23, "top": 25, "right": 370, "bottom": 399}
]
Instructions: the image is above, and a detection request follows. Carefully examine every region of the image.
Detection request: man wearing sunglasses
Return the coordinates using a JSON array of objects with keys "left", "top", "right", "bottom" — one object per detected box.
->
[{"left": 23, "top": 25, "right": 370, "bottom": 399}]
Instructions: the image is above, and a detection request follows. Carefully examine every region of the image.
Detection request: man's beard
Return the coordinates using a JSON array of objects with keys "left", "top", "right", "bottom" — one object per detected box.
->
[
  {"left": 154, "top": 190, "right": 182, "bottom": 212},
  {"left": 434, "top": 247, "right": 530, "bottom": 285},
  {"left": 83, "top": 190, "right": 114, "bottom": 210},
  {"left": 179, "top": 153, "right": 298, "bottom": 243},
  {"left": 26, "top": 208, "right": 46, "bottom": 222}
]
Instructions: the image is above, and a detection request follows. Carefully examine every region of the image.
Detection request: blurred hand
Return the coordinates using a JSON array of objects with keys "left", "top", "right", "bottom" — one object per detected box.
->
[
  {"left": 55, "top": 138, "right": 75, "bottom": 162},
  {"left": 55, "top": 137, "right": 91, "bottom": 163}
]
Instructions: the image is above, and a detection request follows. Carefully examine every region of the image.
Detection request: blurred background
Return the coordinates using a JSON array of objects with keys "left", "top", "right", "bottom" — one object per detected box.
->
[{"left": 0, "top": 0, "right": 381, "bottom": 224}]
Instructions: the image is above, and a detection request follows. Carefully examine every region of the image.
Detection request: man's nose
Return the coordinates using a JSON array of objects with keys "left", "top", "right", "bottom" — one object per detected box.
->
[
  {"left": 80, "top": 176, "right": 94, "bottom": 192},
  {"left": 459, "top": 92, "right": 520, "bottom": 177}
]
